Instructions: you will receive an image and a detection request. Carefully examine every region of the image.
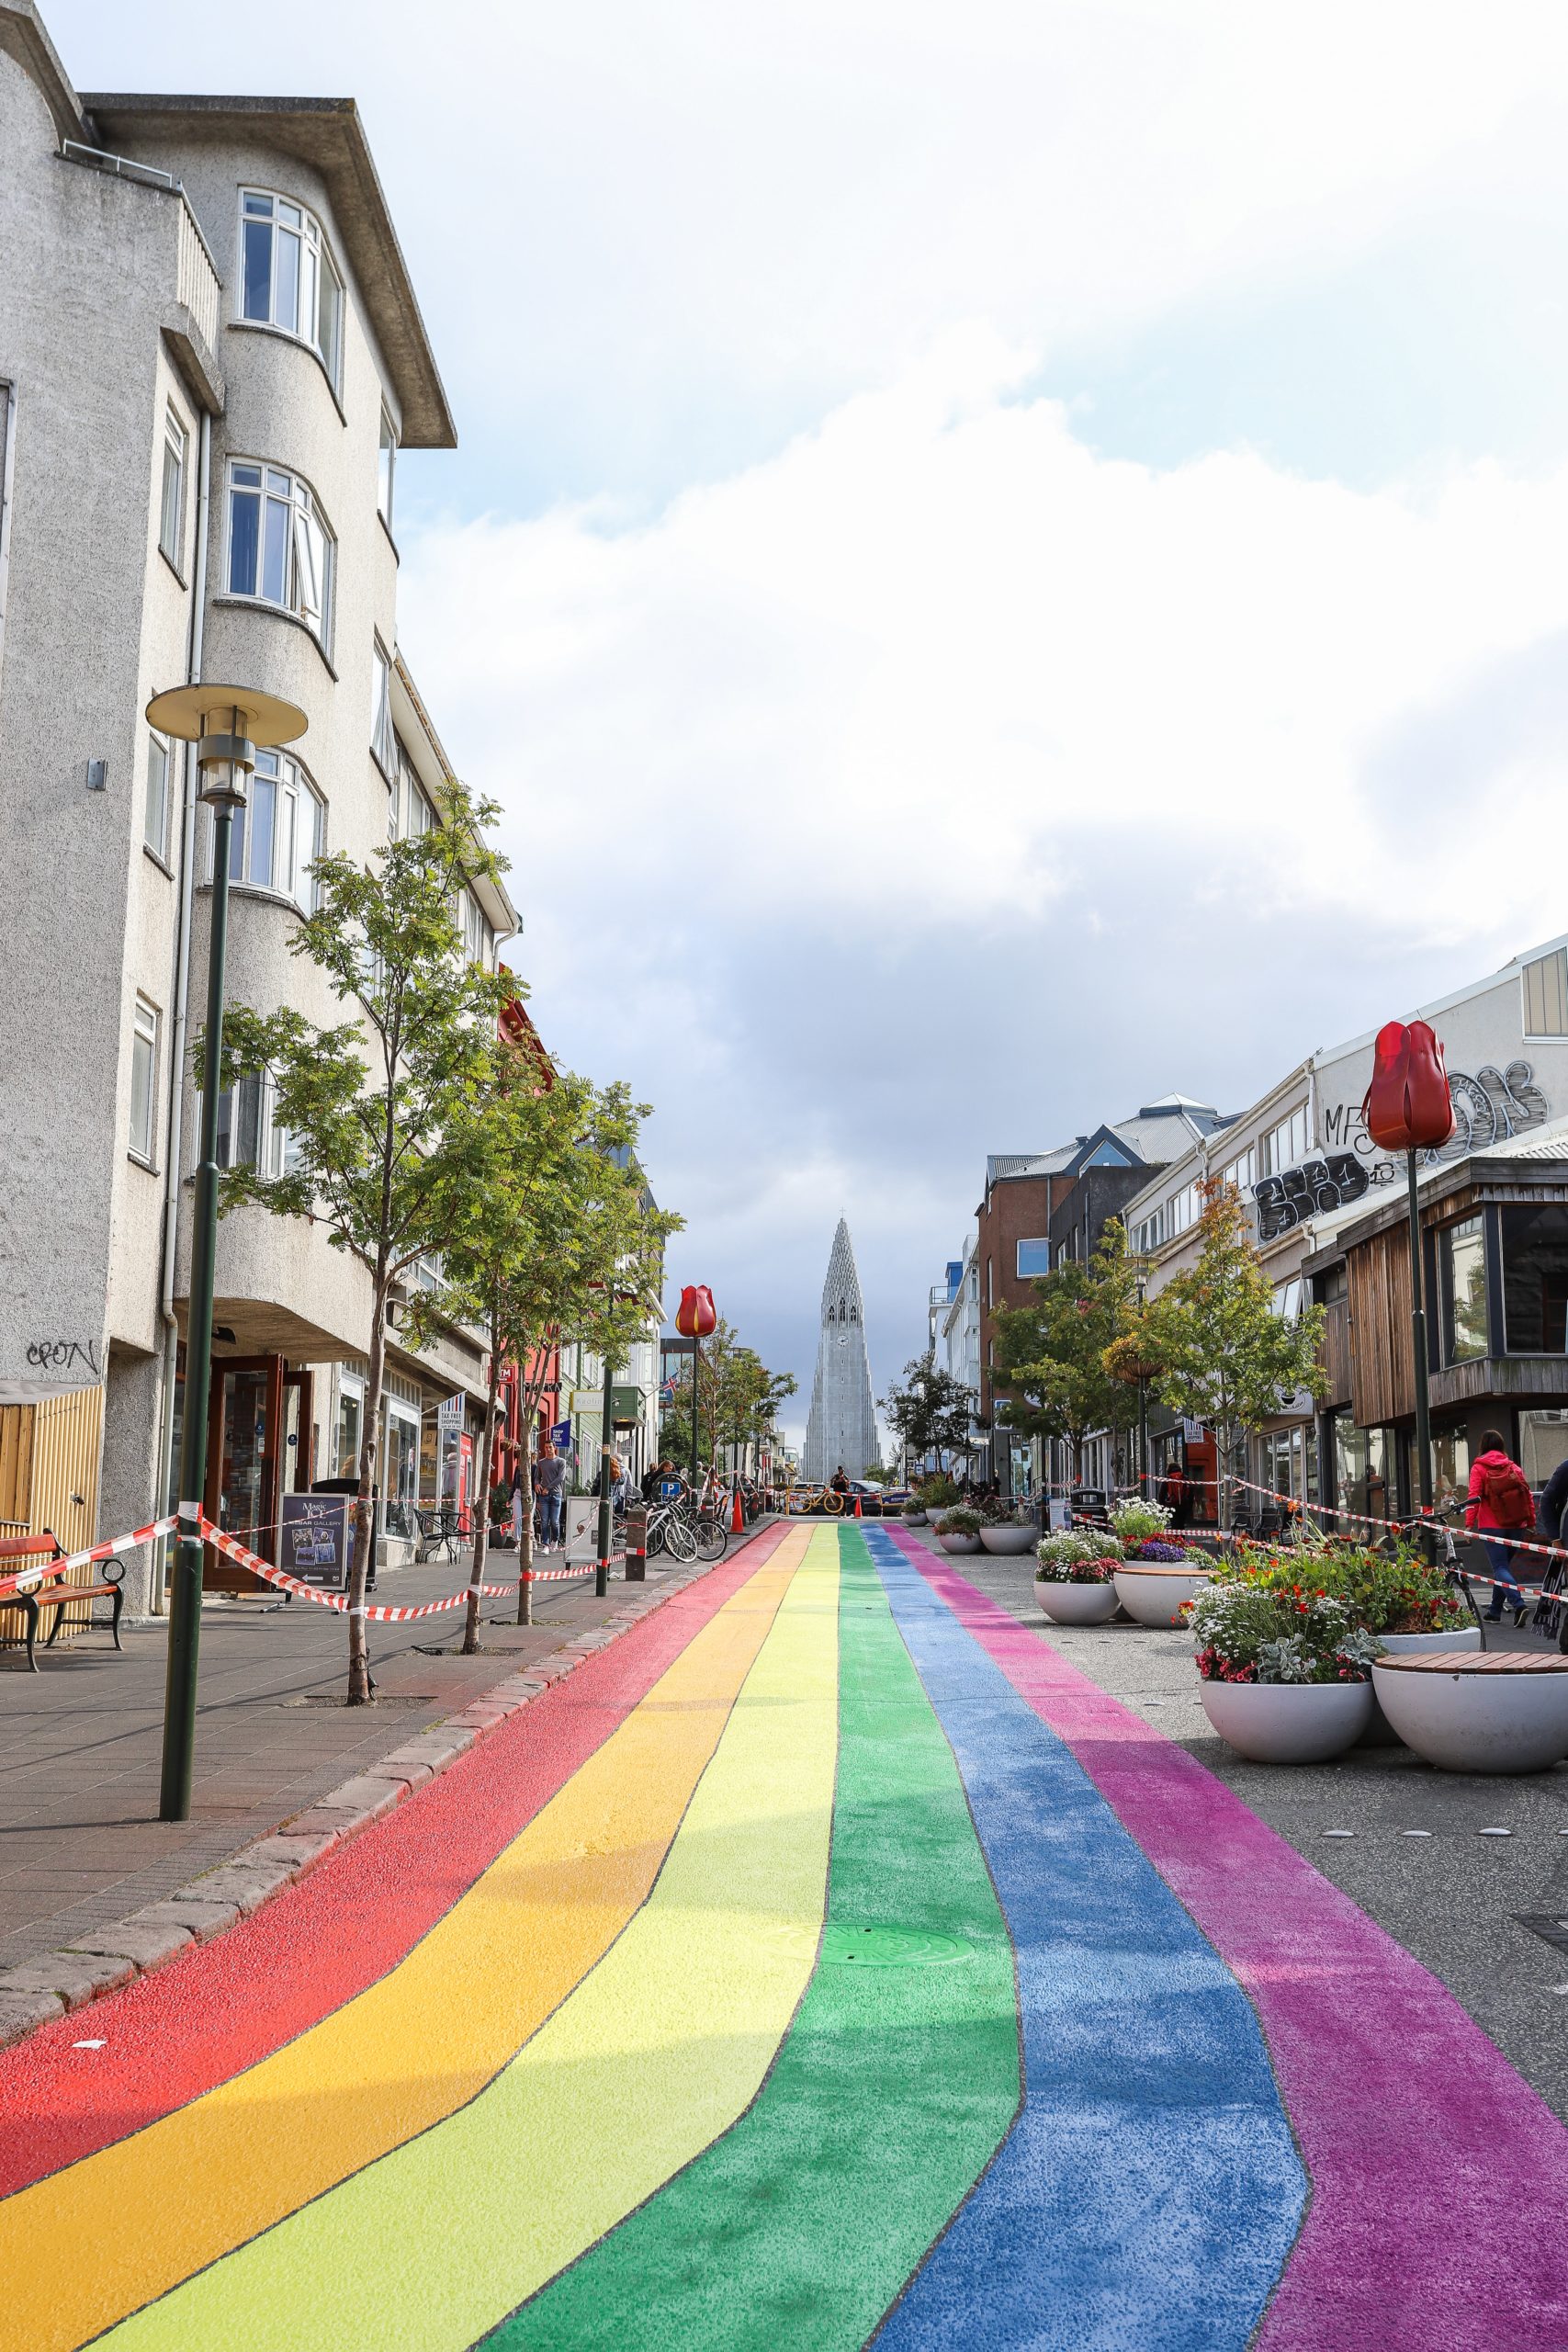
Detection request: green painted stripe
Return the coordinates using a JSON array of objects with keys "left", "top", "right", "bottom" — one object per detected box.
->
[{"left": 487, "top": 1525, "right": 1020, "bottom": 2352}]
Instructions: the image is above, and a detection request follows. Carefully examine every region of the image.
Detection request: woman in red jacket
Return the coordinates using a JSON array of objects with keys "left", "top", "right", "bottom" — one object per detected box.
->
[{"left": 1465, "top": 1429, "right": 1535, "bottom": 1625}]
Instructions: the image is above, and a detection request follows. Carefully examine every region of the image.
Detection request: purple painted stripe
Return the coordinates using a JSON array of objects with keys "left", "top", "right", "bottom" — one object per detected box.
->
[{"left": 892, "top": 1530, "right": 1568, "bottom": 2352}]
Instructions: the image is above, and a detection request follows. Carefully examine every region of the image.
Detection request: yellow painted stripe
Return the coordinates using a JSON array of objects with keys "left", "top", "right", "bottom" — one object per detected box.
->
[
  {"left": 108, "top": 1530, "right": 841, "bottom": 2352},
  {"left": 0, "top": 1536, "right": 808, "bottom": 2352}
]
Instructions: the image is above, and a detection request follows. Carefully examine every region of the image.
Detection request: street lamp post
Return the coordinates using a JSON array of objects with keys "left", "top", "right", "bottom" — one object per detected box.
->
[
  {"left": 595, "top": 1347, "right": 615, "bottom": 1600},
  {"left": 146, "top": 684, "right": 307, "bottom": 1824}
]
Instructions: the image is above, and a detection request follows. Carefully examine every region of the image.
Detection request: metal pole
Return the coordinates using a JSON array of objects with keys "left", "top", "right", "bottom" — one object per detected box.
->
[
  {"left": 690, "top": 1338, "right": 701, "bottom": 1488},
  {"left": 160, "top": 805, "right": 232, "bottom": 1821},
  {"left": 1406, "top": 1147, "right": 1436, "bottom": 1562},
  {"left": 595, "top": 1347, "right": 615, "bottom": 1600}
]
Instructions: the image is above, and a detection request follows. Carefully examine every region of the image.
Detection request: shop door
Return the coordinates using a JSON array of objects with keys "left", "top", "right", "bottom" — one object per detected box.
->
[{"left": 205, "top": 1357, "right": 283, "bottom": 1591}]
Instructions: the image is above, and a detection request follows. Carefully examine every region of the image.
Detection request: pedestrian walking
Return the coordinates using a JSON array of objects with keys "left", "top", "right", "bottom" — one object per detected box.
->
[
  {"left": 1465, "top": 1429, "right": 1535, "bottom": 1624},
  {"left": 535, "top": 1442, "right": 568, "bottom": 1552},
  {"left": 1539, "top": 1452, "right": 1568, "bottom": 1546}
]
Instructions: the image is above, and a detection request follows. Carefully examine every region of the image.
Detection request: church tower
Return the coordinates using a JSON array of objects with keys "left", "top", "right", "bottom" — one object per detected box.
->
[{"left": 802, "top": 1219, "right": 879, "bottom": 1482}]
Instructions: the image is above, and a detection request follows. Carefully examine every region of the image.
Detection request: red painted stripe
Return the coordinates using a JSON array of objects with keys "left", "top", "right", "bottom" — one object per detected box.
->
[{"left": 0, "top": 1526, "right": 790, "bottom": 2197}]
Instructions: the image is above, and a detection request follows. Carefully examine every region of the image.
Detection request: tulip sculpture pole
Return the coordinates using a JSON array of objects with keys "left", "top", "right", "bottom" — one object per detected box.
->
[
  {"left": 675, "top": 1283, "right": 717, "bottom": 1493},
  {"left": 1361, "top": 1020, "right": 1456, "bottom": 1558}
]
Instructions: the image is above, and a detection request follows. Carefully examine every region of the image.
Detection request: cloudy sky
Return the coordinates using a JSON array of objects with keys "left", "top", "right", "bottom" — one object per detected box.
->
[{"left": 60, "top": 0, "right": 1568, "bottom": 1438}]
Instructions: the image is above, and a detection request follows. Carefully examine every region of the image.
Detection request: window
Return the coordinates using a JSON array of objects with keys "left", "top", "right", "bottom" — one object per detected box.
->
[
  {"left": 334, "top": 1374, "right": 364, "bottom": 1480},
  {"left": 1260, "top": 1103, "right": 1310, "bottom": 1177},
  {"left": 454, "top": 885, "right": 491, "bottom": 969},
  {"left": 1016, "top": 1238, "right": 1051, "bottom": 1278},
  {"left": 1332, "top": 1414, "right": 1393, "bottom": 1522},
  {"left": 129, "top": 998, "right": 159, "bottom": 1163},
  {"left": 371, "top": 640, "right": 397, "bottom": 774},
  {"left": 378, "top": 409, "right": 396, "bottom": 528},
  {"left": 218, "top": 749, "right": 322, "bottom": 910},
  {"left": 1438, "top": 1216, "right": 1489, "bottom": 1363},
  {"left": 389, "top": 746, "right": 433, "bottom": 840},
  {"left": 240, "top": 190, "right": 344, "bottom": 384},
  {"left": 214, "top": 1072, "right": 294, "bottom": 1178},
  {"left": 144, "top": 731, "right": 171, "bottom": 858},
  {"left": 1132, "top": 1208, "right": 1164, "bottom": 1254},
  {"left": 1222, "top": 1145, "right": 1256, "bottom": 1194},
  {"left": 227, "top": 461, "right": 333, "bottom": 641},
  {"left": 1168, "top": 1182, "right": 1200, "bottom": 1238},
  {"left": 1501, "top": 1204, "right": 1568, "bottom": 1353},
  {"left": 1523, "top": 948, "right": 1568, "bottom": 1039},
  {"left": 159, "top": 406, "right": 186, "bottom": 566},
  {"left": 1270, "top": 1278, "right": 1303, "bottom": 1320}
]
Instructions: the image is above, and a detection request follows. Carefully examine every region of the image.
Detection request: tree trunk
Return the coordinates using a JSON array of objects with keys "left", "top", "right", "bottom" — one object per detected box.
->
[
  {"left": 349, "top": 1275, "right": 389, "bottom": 1704},
  {"left": 466, "top": 1327, "right": 502, "bottom": 1656},
  {"left": 515, "top": 1410, "right": 536, "bottom": 1627}
]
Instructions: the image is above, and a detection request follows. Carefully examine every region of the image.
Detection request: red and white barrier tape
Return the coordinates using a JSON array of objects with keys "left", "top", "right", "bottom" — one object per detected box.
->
[
  {"left": 1231, "top": 1476, "right": 1567, "bottom": 1604},
  {"left": 0, "top": 1513, "right": 181, "bottom": 1594}
]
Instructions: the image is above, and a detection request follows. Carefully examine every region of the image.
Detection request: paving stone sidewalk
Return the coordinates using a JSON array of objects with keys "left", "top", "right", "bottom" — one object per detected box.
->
[{"left": 0, "top": 1530, "right": 750, "bottom": 2026}]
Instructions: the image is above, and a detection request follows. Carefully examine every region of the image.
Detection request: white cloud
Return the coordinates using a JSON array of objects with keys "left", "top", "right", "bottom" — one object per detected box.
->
[{"left": 400, "top": 334, "right": 1568, "bottom": 1388}]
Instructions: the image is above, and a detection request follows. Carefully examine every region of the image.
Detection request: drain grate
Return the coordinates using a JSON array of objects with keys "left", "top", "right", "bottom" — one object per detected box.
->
[{"left": 1516, "top": 1914, "right": 1568, "bottom": 1954}]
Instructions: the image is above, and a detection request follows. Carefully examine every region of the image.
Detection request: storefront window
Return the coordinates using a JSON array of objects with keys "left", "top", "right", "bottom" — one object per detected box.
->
[
  {"left": 1439, "top": 1217, "right": 1489, "bottom": 1363},
  {"left": 383, "top": 1404, "right": 420, "bottom": 1536},
  {"left": 1333, "top": 1417, "right": 1392, "bottom": 1523},
  {"left": 1519, "top": 1409, "right": 1568, "bottom": 1491},
  {"left": 335, "top": 1378, "right": 362, "bottom": 1480},
  {"left": 1501, "top": 1204, "right": 1568, "bottom": 1354},
  {"left": 1431, "top": 1426, "right": 1471, "bottom": 1515},
  {"left": 218, "top": 1368, "right": 269, "bottom": 1538}
]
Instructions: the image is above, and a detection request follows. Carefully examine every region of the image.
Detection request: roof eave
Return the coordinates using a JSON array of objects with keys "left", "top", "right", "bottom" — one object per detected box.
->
[{"left": 79, "top": 90, "right": 456, "bottom": 448}]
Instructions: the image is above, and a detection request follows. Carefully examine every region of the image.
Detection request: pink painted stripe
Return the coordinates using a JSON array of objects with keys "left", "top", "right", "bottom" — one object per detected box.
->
[{"left": 892, "top": 1531, "right": 1568, "bottom": 2352}]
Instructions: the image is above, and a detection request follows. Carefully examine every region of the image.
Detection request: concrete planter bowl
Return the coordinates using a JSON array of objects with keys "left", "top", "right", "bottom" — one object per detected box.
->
[
  {"left": 902, "top": 1511, "right": 928, "bottom": 1527},
  {"left": 1035, "top": 1577, "right": 1119, "bottom": 1626},
  {"left": 1371, "top": 1654, "right": 1568, "bottom": 1774},
  {"left": 938, "top": 1532, "right": 983, "bottom": 1555},
  {"left": 1112, "top": 1564, "right": 1213, "bottom": 1629},
  {"left": 1199, "top": 1678, "right": 1374, "bottom": 1764},
  {"left": 1358, "top": 1624, "right": 1483, "bottom": 1747},
  {"left": 978, "top": 1525, "right": 1037, "bottom": 1556}
]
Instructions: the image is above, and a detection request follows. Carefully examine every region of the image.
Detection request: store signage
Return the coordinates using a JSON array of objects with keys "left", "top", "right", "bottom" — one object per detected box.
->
[
  {"left": 1258, "top": 1060, "right": 1551, "bottom": 1242},
  {"left": 279, "top": 1493, "right": 351, "bottom": 1591},
  {"left": 550, "top": 1419, "right": 573, "bottom": 1453},
  {"left": 436, "top": 1391, "right": 465, "bottom": 1429}
]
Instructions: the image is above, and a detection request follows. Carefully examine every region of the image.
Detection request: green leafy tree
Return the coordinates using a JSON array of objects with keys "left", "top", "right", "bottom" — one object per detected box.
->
[
  {"left": 659, "top": 1320, "right": 795, "bottom": 1479},
  {"left": 991, "top": 1221, "right": 1144, "bottom": 1484},
  {"left": 879, "top": 1351, "right": 976, "bottom": 1481},
  {"left": 407, "top": 1063, "right": 677, "bottom": 1648},
  {"left": 1142, "top": 1177, "right": 1327, "bottom": 1526},
  {"left": 208, "top": 781, "right": 512, "bottom": 1702}
]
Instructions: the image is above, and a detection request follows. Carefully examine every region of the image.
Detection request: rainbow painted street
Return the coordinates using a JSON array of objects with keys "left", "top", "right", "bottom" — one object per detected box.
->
[{"left": 6, "top": 1521, "right": 1568, "bottom": 2350}]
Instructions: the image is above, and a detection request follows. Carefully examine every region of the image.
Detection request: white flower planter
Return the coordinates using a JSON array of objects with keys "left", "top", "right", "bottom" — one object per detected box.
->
[
  {"left": 1358, "top": 1623, "right": 1483, "bottom": 1746},
  {"left": 939, "top": 1532, "right": 982, "bottom": 1555},
  {"left": 1035, "top": 1578, "right": 1119, "bottom": 1625},
  {"left": 1113, "top": 1565, "right": 1213, "bottom": 1629},
  {"left": 1199, "top": 1678, "right": 1373, "bottom": 1763},
  {"left": 979, "top": 1525, "right": 1037, "bottom": 1555},
  {"left": 1371, "top": 1656, "right": 1568, "bottom": 1774}
]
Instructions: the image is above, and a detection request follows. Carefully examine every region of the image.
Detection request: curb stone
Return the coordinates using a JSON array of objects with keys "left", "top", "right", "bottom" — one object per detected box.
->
[{"left": 0, "top": 1550, "right": 732, "bottom": 2051}]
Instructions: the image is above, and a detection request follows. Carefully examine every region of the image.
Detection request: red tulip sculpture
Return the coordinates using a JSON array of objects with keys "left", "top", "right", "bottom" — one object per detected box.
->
[
  {"left": 1360, "top": 1020, "right": 1455, "bottom": 1154},
  {"left": 674, "top": 1284, "right": 717, "bottom": 1340}
]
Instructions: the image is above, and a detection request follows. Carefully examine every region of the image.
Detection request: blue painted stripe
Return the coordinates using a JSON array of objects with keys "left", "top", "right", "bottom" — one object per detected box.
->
[{"left": 860, "top": 1529, "right": 1306, "bottom": 2352}]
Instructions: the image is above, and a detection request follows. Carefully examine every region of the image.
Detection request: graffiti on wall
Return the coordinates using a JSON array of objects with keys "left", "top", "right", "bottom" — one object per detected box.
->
[{"left": 1256, "top": 1062, "right": 1551, "bottom": 1242}]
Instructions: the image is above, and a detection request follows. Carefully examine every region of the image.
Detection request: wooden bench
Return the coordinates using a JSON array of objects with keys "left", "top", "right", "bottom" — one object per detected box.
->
[
  {"left": 1374, "top": 1651, "right": 1568, "bottom": 1673},
  {"left": 0, "top": 1535, "right": 125, "bottom": 1674}
]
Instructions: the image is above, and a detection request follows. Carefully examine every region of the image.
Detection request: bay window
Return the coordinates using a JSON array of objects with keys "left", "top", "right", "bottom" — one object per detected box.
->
[
  {"left": 219, "top": 749, "right": 323, "bottom": 911},
  {"left": 240, "top": 190, "right": 344, "bottom": 385},
  {"left": 227, "top": 461, "right": 333, "bottom": 643},
  {"left": 1438, "top": 1216, "right": 1489, "bottom": 1363}
]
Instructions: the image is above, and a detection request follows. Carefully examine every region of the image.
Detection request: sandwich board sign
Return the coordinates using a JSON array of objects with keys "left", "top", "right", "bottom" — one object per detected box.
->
[{"left": 278, "top": 1493, "right": 352, "bottom": 1592}]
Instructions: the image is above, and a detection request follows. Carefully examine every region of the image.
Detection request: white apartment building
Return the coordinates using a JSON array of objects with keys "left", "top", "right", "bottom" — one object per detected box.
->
[{"left": 0, "top": 6, "right": 516, "bottom": 1607}]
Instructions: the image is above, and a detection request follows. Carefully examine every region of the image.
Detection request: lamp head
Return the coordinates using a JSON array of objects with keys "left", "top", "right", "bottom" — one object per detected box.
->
[{"left": 145, "top": 684, "right": 308, "bottom": 811}]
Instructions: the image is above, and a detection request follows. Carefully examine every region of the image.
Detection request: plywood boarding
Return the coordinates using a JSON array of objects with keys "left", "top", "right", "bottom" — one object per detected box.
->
[{"left": 0, "top": 1385, "right": 104, "bottom": 1650}]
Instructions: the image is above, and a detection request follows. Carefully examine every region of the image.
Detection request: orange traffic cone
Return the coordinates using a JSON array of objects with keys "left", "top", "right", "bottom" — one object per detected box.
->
[
  {"left": 731, "top": 1486, "right": 744, "bottom": 1534},
  {"left": 854, "top": 1494, "right": 863, "bottom": 1518}
]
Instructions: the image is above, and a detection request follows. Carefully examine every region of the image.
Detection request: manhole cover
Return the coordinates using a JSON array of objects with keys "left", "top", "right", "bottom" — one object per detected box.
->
[{"left": 819, "top": 1923, "right": 973, "bottom": 1968}]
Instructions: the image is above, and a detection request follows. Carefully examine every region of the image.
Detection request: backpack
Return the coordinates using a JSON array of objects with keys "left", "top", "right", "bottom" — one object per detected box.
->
[{"left": 1479, "top": 1460, "right": 1534, "bottom": 1530}]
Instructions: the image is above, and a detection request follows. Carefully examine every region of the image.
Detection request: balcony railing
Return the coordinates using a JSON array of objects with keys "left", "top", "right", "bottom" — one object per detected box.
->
[{"left": 59, "top": 141, "right": 222, "bottom": 356}]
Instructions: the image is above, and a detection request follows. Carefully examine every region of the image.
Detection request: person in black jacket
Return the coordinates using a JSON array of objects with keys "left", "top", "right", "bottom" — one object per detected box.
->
[{"left": 1539, "top": 1454, "right": 1568, "bottom": 1545}]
